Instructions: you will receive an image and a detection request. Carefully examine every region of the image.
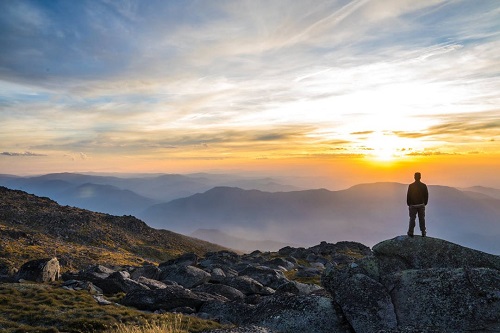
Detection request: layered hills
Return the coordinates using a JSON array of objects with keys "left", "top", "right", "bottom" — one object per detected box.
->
[
  {"left": 0, "top": 173, "right": 299, "bottom": 216},
  {"left": 1, "top": 173, "right": 499, "bottom": 254},
  {"left": 142, "top": 183, "right": 500, "bottom": 254},
  {"left": 0, "top": 186, "right": 225, "bottom": 273}
]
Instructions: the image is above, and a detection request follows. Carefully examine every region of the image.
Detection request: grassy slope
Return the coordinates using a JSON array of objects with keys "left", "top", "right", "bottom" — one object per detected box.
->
[
  {"left": 0, "top": 282, "right": 222, "bottom": 333},
  {"left": 0, "top": 186, "right": 226, "bottom": 272}
]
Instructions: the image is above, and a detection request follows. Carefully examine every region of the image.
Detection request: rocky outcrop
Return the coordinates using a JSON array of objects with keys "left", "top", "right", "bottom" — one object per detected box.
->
[
  {"left": 10, "top": 237, "right": 497, "bottom": 333},
  {"left": 55, "top": 241, "right": 364, "bottom": 330},
  {"left": 372, "top": 235, "right": 500, "bottom": 272},
  {"left": 16, "top": 257, "right": 60, "bottom": 282},
  {"left": 322, "top": 236, "right": 500, "bottom": 333}
]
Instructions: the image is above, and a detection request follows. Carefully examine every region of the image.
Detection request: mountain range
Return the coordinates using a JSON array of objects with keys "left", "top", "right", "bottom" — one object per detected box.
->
[
  {"left": 0, "top": 173, "right": 300, "bottom": 216},
  {"left": 142, "top": 183, "right": 500, "bottom": 254},
  {"left": 1, "top": 173, "right": 499, "bottom": 254}
]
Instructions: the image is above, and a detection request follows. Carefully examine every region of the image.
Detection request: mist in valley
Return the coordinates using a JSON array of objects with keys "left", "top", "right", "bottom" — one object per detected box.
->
[{"left": 1, "top": 172, "right": 499, "bottom": 254}]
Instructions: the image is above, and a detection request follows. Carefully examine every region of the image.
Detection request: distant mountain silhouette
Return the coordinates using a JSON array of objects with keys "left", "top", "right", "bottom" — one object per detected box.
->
[
  {"left": 461, "top": 186, "right": 500, "bottom": 200},
  {"left": 59, "top": 183, "right": 158, "bottom": 216},
  {"left": 2, "top": 174, "right": 498, "bottom": 254},
  {"left": 190, "top": 228, "right": 297, "bottom": 253},
  {"left": 0, "top": 173, "right": 300, "bottom": 214},
  {"left": 141, "top": 183, "right": 500, "bottom": 254}
]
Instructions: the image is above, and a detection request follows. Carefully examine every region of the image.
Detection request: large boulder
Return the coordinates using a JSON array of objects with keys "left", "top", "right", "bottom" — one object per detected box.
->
[
  {"left": 97, "top": 271, "right": 150, "bottom": 294},
  {"left": 391, "top": 267, "right": 500, "bottom": 332},
  {"left": 160, "top": 265, "right": 211, "bottom": 288},
  {"left": 159, "top": 253, "right": 198, "bottom": 268},
  {"left": 333, "top": 273, "right": 397, "bottom": 333},
  {"left": 201, "top": 325, "right": 279, "bottom": 333},
  {"left": 193, "top": 283, "right": 246, "bottom": 301},
  {"left": 243, "top": 293, "right": 350, "bottom": 333},
  {"left": 238, "top": 266, "right": 288, "bottom": 289},
  {"left": 16, "top": 257, "right": 60, "bottom": 282},
  {"left": 136, "top": 276, "right": 168, "bottom": 290},
  {"left": 275, "top": 280, "right": 323, "bottom": 295},
  {"left": 198, "top": 300, "right": 254, "bottom": 325},
  {"left": 223, "top": 276, "right": 274, "bottom": 296},
  {"left": 373, "top": 236, "right": 500, "bottom": 273},
  {"left": 200, "top": 251, "right": 241, "bottom": 269},
  {"left": 121, "top": 285, "right": 223, "bottom": 311},
  {"left": 199, "top": 293, "right": 350, "bottom": 333},
  {"left": 322, "top": 236, "right": 500, "bottom": 333},
  {"left": 130, "top": 264, "right": 161, "bottom": 280}
]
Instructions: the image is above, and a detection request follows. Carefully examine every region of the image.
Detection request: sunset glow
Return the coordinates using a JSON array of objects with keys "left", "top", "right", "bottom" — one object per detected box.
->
[{"left": 1, "top": 1, "right": 499, "bottom": 188}]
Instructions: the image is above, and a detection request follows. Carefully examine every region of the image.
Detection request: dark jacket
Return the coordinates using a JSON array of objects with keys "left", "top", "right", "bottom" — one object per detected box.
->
[{"left": 407, "top": 181, "right": 428, "bottom": 206}]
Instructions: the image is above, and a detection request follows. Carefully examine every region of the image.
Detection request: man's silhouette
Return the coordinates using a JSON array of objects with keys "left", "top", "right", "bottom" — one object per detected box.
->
[{"left": 406, "top": 172, "right": 428, "bottom": 237}]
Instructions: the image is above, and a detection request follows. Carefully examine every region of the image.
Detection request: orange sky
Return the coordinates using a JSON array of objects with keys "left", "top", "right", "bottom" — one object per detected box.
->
[{"left": 1, "top": 1, "right": 499, "bottom": 189}]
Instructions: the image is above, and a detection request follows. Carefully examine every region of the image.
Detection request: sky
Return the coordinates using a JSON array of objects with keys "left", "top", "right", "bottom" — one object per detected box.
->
[{"left": 0, "top": 0, "right": 499, "bottom": 188}]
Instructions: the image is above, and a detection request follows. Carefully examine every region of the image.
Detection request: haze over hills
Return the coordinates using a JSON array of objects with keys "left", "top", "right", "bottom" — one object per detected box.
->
[
  {"left": 1, "top": 173, "right": 499, "bottom": 254},
  {"left": 0, "top": 173, "right": 301, "bottom": 216},
  {"left": 190, "top": 229, "right": 297, "bottom": 253},
  {"left": 461, "top": 186, "right": 500, "bottom": 200},
  {"left": 142, "top": 183, "right": 500, "bottom": 254}
]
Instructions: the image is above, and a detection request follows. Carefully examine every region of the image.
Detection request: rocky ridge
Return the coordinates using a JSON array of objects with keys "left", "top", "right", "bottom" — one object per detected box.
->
[
  {"left": 322, "top": 235, "right": 500, "bottom": 333},
  {"left": 5, "top": 236, "right": 499, "bottom": 333},
  {"left": 0, "top": 186, "right": 226, "bottom": 271},
  {"left": 7, "top": 241, "right": 370, "bottom": 333}
]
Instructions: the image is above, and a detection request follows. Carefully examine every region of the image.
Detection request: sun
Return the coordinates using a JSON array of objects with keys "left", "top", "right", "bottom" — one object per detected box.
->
[{"left": 366, "top": 132, "right": 405, "bottom": 161}]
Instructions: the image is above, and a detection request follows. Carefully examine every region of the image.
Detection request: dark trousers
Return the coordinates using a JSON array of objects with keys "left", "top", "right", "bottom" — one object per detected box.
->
[{"left": 408, "top": 205, "right": 426, "bottom": 235}]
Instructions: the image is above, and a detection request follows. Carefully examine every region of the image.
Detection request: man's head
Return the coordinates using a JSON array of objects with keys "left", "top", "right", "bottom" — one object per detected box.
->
[{"left": 414, "top": 172, "right": 421, "bottom": 181}]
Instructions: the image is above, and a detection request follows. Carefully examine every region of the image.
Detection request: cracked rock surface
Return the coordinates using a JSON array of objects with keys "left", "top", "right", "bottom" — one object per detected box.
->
[{"left": 322, "top": 236, "right": 500, "bottom": 333}]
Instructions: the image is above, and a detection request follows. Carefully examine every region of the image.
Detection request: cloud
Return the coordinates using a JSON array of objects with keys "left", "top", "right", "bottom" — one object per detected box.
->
[
  {"left": 1, "top": 151, "right": 47, "bottom": 157},
  {"left": 394, "top": 110, "right": 500, "bottom": 140},
  {"left": 0, "top": 0, "right": 499, "bottom": 164}
]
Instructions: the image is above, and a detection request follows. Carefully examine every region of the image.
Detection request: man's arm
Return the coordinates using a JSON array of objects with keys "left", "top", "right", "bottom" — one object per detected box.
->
[
  {"left": 423, "top": 184, "right": 429, "bottom": 205},
  {"left": 407, "top": 185, "right": 411, "bottom": 206}
]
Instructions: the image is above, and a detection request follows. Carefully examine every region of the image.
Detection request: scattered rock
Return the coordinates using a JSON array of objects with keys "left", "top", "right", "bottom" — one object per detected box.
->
[
  {"left": 93, "top": 295, "right": 113, "bottom": 305},
  {"left": 14, "top": 237, "right": 497, "bottom": 333},
  {"left": 62, "top": 280, "right": 103, "bottom": 294}
]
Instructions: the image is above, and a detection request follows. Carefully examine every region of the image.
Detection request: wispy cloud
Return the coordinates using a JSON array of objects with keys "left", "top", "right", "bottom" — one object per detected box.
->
[
  {"left": 1, "top": 151, "right": 47, "bottom": 157},
  {"left": 0, "top": 0, "right": 499, "bottom": 170}
]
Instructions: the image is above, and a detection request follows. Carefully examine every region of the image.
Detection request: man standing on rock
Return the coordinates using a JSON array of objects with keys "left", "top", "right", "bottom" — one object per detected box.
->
[{"left": 406, "top": 172, "right": 428, "bottom": 237}]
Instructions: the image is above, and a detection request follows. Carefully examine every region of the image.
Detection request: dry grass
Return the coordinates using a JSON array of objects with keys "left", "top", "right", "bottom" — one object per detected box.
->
[
  {"left": 0, "top": 282, "right": 221, "bottom": 333},
  {"left": 105, "top": 316, "right": 188, "bottom": 333}
]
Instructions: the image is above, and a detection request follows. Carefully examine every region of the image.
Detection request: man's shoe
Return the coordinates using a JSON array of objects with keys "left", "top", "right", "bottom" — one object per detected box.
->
[
  {"left": 422, "top": 232, "right": 426, "bottom": 237},
  {"left": 407, "top": 232, "right": 414, "bottom": 238}
]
